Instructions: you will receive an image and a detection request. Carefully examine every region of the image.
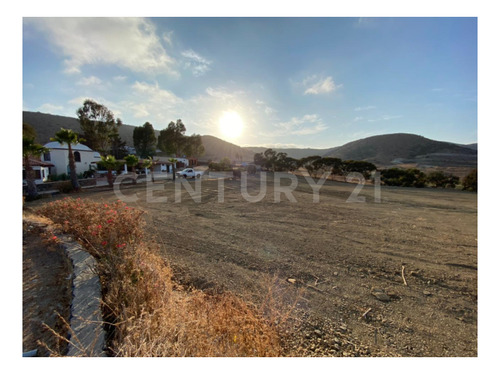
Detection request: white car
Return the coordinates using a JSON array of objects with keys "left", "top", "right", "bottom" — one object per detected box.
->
[{"left": 176, "top": 168, "right": 203, "bottom": 178}]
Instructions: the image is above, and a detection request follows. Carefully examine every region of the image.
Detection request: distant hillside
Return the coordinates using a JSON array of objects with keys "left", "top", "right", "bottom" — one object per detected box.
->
[
  {"left": 200, "top": 135, "right": 255, "bottom": 162},
  {"left": 23, "top": 112, "right": 477, "bottom": 168},
  {"left": 22, "top": 111, "right": 147, "bottom": 146},
  {"left": 23, "top": 111, "right": 254, "bottom": 162},
  {"left": 323, "top": 133, "right": 477, "bottom": 168},
  {"left": 243, "top": 146, "right": 333, "bottom": 159},
  {"left": 460, "top": 143, "right": 478, "bottom": 151}
]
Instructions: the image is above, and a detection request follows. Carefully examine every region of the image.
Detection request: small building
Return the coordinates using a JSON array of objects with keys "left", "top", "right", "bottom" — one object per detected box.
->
[
  {"left": 42, "top": 142, "right": 101, "bottom": 176},
  {"left": 23, "top": 158, "right": 54, "bottom": 184}
]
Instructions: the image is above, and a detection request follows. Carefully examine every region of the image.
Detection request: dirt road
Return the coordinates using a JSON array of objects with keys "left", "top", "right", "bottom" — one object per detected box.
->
[{"left": 38, "top": 173, "right": 477, "bottom": 356}]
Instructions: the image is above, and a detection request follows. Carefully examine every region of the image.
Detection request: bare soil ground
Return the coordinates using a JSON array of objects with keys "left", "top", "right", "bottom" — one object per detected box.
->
[
  {"left": 30, "top": 173, "right": 477, "bottom": 357},
  {"left": 23, "top": 219, "right": 72, "bottom": 356}
]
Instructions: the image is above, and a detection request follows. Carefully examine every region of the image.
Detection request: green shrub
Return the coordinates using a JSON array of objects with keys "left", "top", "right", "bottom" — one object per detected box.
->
[
  {"left": 247, "top": 164, "right": 257, "bottom": 175},
  {"left": 381, "top": 168, "right": 427, "bottom": 187},
  {"left": 462, "top": 169, "right": 477, "bottom": 192},
  {"left": 427, "top": 171, "right": 459, "bottom": 188},
  {"left": 57, "top": 181, "right": 74, "bottom": 193}
]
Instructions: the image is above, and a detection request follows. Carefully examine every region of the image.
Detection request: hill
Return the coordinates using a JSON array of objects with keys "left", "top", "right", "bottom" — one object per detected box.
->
[
  {"left": 22, "top": 111, "right": 254, "bottom": 162},
  {"left": 323, "top": 133, "right": 477, "bottom": 168},
  {"left": 22, "top": 112, "right": 477, "bottom": 168},
  {"left": 200, "top": 135, "right": 255, "bottom": 162}
]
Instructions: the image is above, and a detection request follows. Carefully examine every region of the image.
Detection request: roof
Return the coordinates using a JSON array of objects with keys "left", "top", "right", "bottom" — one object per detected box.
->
[
  {"left": 23, "top": 158, "right": 54, "bottom": 167},
  {"left": 44, "top": 141, "right": 95, "bottom": 152}
]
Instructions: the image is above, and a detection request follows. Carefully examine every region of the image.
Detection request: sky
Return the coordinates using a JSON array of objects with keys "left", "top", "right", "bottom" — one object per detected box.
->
[{"left": 22, "top": 17, "right": 477, "bottom": 148}]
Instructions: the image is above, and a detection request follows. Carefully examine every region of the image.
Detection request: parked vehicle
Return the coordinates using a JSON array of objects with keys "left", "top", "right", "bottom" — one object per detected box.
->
[{"left": 176, "top": 168, "right": 203, "bottom": 179}]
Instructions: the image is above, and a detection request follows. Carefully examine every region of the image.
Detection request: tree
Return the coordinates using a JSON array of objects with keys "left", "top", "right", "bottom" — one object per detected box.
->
[
  {"left": 427, "top": 171, "right": 459, "bottom": 188},
  {"left": 77, "top": 99, "right": 120, "bottom": 155},
  {"left": 51, "top": 128, "right": 84, "bottom": 190},
  {"left": 254, "top": 152, "right": 266, "bottom": 167},
  {"left": 298, "top": 155, "right": 322, "bottom": 176},
  {"left": 183, "top": 134, "right": 205, "bottom": 158},
  {"left": 168, "top": 158, "right": 178, "bottom": 181},
  {"left": 98, "top": 155, "right": 120, "bottom": 187},
  {"left": 23, "top": 123, "right": 37, "bottom": 142},
  {"left": 157, "top": 120, "right": 187, "bottom": 156},
  {"left": 110, "top": 118, "right": 128, "bottom": 159},
  {"left": 133, "top": 122, "right": 157, "bottom": 158},
  {"left": 462, "top": 169, "right": 477, "bottom": 192},
  {"left": 316, "top": 157, "right": 343, "bottom": 176},
  {"left": 23, "top": 137, "right": 48, "bottom": 200},
  {"left": 340, "top": 160, "right": 377, "bottom": 180},
  {"left": 124, "top": 154, "right": 139, "bottom": 184},
  {"left": 142, "top": 157, "right": 156, "bottom": 182},
  {"left": 380, "top": 167, "right": 426, "bottom": 188}
]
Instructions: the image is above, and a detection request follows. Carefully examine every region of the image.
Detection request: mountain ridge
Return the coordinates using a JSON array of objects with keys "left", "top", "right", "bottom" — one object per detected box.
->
[{"left": 23, "top": 111, "right": 476, "bottom": 168}]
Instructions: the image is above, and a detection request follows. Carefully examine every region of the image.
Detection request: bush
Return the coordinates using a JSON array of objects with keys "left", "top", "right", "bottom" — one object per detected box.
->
[
  {"left": 48, "top": 173, "right": 69, "bottom": 182},
  {"left": 462, "top": 169, "right": 477, "bottom": 192},
  {"left": 37, "top": 198, "right": 281, "bottom": 356},
  {"left": 208, "top": 160, "right": 233, "bottom": 171},
  {"left": 57, "top": 181, "right": 74, "bottom": 193},
  {"left": 381, "top": 168, "right": 427, "bottom": 187},
  {"left": 247, "top": 164, "right": 257, "bottom": 175},
  {"left": 426, "top": 171, "right": 459, "bottom": 188}
]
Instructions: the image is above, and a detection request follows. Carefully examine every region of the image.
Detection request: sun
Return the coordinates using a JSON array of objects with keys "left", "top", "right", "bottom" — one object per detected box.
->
[{"left": 218, "top": 111, "right": 244, "bottom": 139}]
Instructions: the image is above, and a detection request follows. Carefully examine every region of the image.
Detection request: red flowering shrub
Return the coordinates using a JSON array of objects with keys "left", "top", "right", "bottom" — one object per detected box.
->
[{"left": 37, "top": 198, "right": 144, "bottom": 259}]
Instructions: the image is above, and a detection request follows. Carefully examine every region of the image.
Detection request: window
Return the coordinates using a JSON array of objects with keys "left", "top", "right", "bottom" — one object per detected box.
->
[
  {"left": 74, "top": 151, "right": 81, "bottom": 162},
  {"left": 43, "top": 152, "right": 51, "bottom": 161}
]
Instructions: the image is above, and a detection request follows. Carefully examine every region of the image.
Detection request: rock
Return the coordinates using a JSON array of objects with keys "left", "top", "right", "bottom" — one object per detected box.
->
[
  {"left": 423, "top": 290, "right": 432, "bottom": 296},
  {"left": 314, "top": 329, "right": 322, "bottom": 337},
  {"left": 371, "top": 289, "right": 392, "bottom": 302},
  {"left": 333, "top": 272, "right": 339, "bottom": 276},
  {"left": 287, "top": 278, "right": 296, "bottom": 284}
]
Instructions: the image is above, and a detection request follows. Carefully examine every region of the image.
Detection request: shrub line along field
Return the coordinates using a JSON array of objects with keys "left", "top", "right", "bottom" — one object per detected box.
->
[{"left": 31, "top": 173, "right": 477, "bottom": 356}]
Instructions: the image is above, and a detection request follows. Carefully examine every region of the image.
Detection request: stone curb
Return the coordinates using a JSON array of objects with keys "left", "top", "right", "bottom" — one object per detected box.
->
[
  {"left": 59, "top": 235, "right": 107, "bottom": 357},
  {"left": 23, "top": 218, "right": 106, "bottom": 357}
]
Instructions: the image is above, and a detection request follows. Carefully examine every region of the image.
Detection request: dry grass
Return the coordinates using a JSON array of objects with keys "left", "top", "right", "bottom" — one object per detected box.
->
[{"left": 36, "top": 198, "right": 282, "bottom": 356}]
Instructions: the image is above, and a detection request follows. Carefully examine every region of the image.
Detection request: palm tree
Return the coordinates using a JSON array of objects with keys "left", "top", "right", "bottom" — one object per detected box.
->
[
  {"left": 142, "top": 157, "right": 155, "bottom": 182},
  {"left": 124, "top": 154, "right": 139, "bottom": 184},
  {"left": 168, "top": 158, "right": 178, "bottom": 181},
  {"left": 98, "top": 155, "right": 120, "bottom": 188},
  {"left": 23, "top": 137, "right": 48, "bottom": 200},
  {"left": 51, "top": 128, "right": 84, "bottom": 190}
]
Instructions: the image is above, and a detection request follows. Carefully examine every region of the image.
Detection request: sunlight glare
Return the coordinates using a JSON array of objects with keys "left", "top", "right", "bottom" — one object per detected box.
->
[{"left": 218, "top": 111, "right": 244, "bottom": 139}]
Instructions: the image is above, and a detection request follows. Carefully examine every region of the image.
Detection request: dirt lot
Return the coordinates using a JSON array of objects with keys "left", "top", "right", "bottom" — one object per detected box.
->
[{"left": 31, "top": 173, "right": 477, "bottom": 357}]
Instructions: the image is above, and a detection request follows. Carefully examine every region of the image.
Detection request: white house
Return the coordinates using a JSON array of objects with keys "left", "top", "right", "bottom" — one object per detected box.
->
[
  {"left": 23, "top": 158, "right": 54, "bottom": 184},
  {"left": 42, "top": 142, "right": 101, "bottom": 176}
]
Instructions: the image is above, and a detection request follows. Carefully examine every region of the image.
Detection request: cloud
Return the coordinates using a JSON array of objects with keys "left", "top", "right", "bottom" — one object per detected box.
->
[
  {"left": 113, "top": 75, "right": 127, "bottom": 82},
  {"left": 355, "top": 105, "right": 376, "bottom": 111},
  {"left": 367, "top": 115, "right": 403, "bottom": 122},
  {"left": 76, "top": 76, "right": 102, "bottom": 86},
  {"left": 181, "top": 49, "right": 212, "bottom": 76},
  {"left": 26, "top": 18, "right": 177, "bottom": 76},
  {"left": 205, "top": 86, "right": 244, "bottom": 101},
  {"left": 255, "top": 99, "right": 276, "bottom": 115},
  {"left": 130, "top": 81, "right": 183, "bottom": 119},
  {"left": 273, "top": 114, "right": 328, "bottom": 136},
  {"left": 303, "top": 76, "right": 340, "bottom": 95}
]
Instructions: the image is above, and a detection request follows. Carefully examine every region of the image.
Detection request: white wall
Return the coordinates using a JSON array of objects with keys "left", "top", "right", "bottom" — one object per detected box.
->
[{"left": 45, "top": 149, "right": 100, "bottom": 175}]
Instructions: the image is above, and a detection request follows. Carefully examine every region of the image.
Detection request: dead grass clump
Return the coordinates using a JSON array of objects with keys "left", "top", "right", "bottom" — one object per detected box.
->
[{"left": 37, "top": 198, "right": 281, "bottom": 356}]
